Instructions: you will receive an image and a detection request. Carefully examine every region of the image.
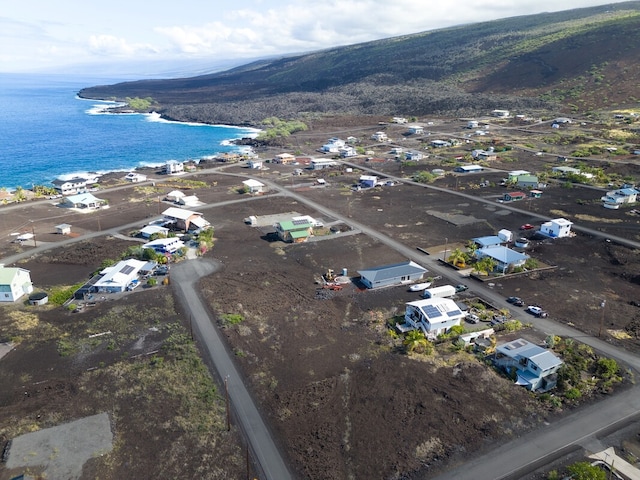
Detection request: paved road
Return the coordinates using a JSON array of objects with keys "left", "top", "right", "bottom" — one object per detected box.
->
[{"left": 170, "top": 259, "right": 293, "bottom": 480}]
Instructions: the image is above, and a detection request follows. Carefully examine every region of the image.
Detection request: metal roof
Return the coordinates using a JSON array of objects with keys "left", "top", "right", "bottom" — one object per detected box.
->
[{"left": 358, "top": 261, "right": 427, "bottom": 283}]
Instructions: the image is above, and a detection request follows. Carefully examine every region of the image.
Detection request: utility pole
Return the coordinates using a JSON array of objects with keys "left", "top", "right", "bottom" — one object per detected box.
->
[
  {"left": 31, "top": 225, "right": 36, "bottom": 247},
  {"left": 598, "top": 299, "right": 606, "bottom": 338},
  {"left": 224, "top": 375, "right": 231, "bottom": 431},
  {"left": 443, "top": 237, "right": 448, "bottom": 262}
]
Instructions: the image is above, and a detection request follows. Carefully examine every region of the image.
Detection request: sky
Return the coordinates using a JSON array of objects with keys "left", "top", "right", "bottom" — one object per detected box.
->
[{"left": 0, "top": 0, "right": 632, "bottom": 76}]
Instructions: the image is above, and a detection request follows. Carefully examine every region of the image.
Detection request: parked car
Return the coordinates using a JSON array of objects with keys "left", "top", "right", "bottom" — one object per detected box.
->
[
  {"left": 409, "top": 281, "right": 432, "bottom": 292},
  {"left": 455, "top": 284, "right": 468, "bottom": 293},
  {"left": 465, "top": 313, "right": 480, "bottom": 324},
  {"left": 506, "top": 296, "right": 525, "bottom": 307},
  {"left": 526, "top": 305, "right": 548, "bottom": 318},
  {"left": 156, "top": 265, "right": 170, "bottom": 275},
  {"left": 520, "top": 224, "right": 535, "bottom": 230}
]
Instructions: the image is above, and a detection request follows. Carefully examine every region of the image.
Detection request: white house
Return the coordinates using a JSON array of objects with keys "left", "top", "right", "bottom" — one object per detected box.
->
[
  {"left": 0, "top": 267, "right": 33, "bottom": 302},
  {"left": 491, "top": 109, "right": 510, "bottom": 118},
  {"left": 51, "top": 177, "right": 88, "bottom": 195},
  {"left": 164, "top": 160, "right": 184, "bottom": 175},
  {"left": 247, "top": 159, "right": 263, "bottom": 169},
  {"left": 140, "top": 224, "right": 170, "bottom": 239},
  {"left": 61, "top": 193, "right": 106, "bottom": 209},
  {"left": 177, "top": 195, "right": 200, "bottom": 207},
  {"left": 339, "top": 146, "right": 357, "bottom": 158},
  {"left": 94, "top": 259, "right": 146, "bottom": 293},
  {"left": 467, "top": 120, "right": 479, "bottom": 129},
  {"left": 310, "top": 159, "right": 338, "bottom": 170},
  {"left": 407, "top": 125, "right": 424, "bottom": 135},
  {"left": 321, "top": 137, "right": 345, "bottom": 153},
  {"left": 404, "top": 298, "right": 465, "bottom": 338},
  {"left": 430, "top": 140, "right": 452, "bottom": 148},
  {"left": 242, "top": 179, "right": 266, "bottom": 194},
  {"left": 494, "top": 338, "right": 563, "bottom": 392},
  {"left": 371, "top": 131, "right": 388, "bottom": 142},
  {"left": 142, "top": 237, "right": 185, "bottom": 254},
  {"left": 392, "top": 117, "right": 408, "bottom": 124},
  {"left": 165, "top": 190, "right": 185, "bottom": 203},
  {"left": 601, "top": 187, "right": 639, "bottom": 205},
  {"left": 124, "top": 172, "right": 147, "bottom": 183},
  {"left": 540, "top": 218, "right": 573, "bottom": 238},
  {"left": 405, "top": 150, "right": 424, "bottom": 161}
]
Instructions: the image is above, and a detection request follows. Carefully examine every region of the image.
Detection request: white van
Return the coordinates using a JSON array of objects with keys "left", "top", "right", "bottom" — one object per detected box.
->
[{"left": 422, "top": 285, "right": 456, "bottom": 299}]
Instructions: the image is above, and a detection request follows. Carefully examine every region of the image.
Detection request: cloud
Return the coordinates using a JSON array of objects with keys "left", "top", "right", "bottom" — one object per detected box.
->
[
  {"left": 88, "top": 34, "right": 158, "bottom": 57},
  {"left": 154, "top": 0, "right": 626, "bottom": 59}
]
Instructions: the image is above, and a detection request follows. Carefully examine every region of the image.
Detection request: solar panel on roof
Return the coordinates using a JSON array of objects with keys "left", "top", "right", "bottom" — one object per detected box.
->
[
  {"left": 447, "top": 310, "right": 462, "bottom": 317},
  {"left": 291, "top": 219, "right": 309, "bottom": 226},
  {"left": 423, "top": 305, "right": 442, "bottom": 318},
  {"left": 120, "top": 265, "right": 135, "bottom": 275}
]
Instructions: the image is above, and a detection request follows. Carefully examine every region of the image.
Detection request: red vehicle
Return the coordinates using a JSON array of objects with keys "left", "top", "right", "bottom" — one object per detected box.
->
[{"left": 520, "top": 224, "right": 535, "bottom": 230}]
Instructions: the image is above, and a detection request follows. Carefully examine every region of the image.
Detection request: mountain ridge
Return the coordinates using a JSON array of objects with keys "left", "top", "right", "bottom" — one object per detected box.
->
[{"left": 79, "top": 1, "right": 640, "bottom": 125}]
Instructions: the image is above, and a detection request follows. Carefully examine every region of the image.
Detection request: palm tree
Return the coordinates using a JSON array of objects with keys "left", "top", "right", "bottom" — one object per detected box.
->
[
  {"left": 474, "top": 256, "right": 497, "bottom": 275},
  {"left": 404, "top": 330, "right": 429, "bottom": 354},
  {"left": 447, "top": 248, "right": 467, "bottom": 268},
  {"left": 465, "top": 240, "right": 478, "bottom": 256}
]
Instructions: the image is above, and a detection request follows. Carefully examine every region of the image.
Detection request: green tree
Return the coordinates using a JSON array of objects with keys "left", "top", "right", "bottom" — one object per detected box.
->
[
  {"left": 596, "top": 357, "right": 619, "bottom": 379},
  {"left": 447, "top": 248, "right": 467, "bottom": 267},
  {"left": 566, "top": 461, "right": 605, "bottom": 480},
  {"left": 474, "top": 256, "right": 497, "bottom": 275},
  {"left": 13, "top": 186, "right": 26, "bottom": 202},
  {"left": 404, "top": 330, "right": 430, "bottom": 354}
]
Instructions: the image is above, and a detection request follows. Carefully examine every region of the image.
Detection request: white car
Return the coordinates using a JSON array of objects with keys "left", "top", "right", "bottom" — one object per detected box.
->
[
  {"left": 526, "top": 305, "right": 548, "bottom": 318},
  {"left": 409, "top": 282, "right": 432, "bottom": 292},
  {"left": 465, "top": 313, "right": 480, "bottom": 324}
]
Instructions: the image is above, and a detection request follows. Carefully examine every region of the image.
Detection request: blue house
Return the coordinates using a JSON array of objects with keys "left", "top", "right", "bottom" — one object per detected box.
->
[
  {"left": 358, "top": 261, "right": 427, "bottom": 289},
  {"left": 494, "top": 338, "right": 563, "bottom": 392},
  {"left": 472, "top": 236, "right": 503, "bottom": 249},
  {"left": 475, "top": 246, "right": 529, "bottom": 273}
]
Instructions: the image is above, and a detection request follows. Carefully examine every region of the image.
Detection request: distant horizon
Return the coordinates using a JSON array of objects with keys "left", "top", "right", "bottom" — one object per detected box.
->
[{"left": 2, "top": 0, "right": 633, "bottom": 76}]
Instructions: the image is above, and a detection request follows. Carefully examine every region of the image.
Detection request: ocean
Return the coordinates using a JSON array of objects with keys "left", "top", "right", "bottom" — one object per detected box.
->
[{"left": 0, "top": 73, "right": 258, "bottom": 191}]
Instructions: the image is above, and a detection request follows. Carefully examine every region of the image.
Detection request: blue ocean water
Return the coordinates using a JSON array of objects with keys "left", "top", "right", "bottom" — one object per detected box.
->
[{"left": 0, "top": 73, "right": 258, "bottom": 190}]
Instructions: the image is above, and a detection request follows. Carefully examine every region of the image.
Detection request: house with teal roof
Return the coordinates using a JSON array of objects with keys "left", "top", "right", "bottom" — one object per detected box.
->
[{"left": 275, "top": 219, "right": 313, "bottom": 243}]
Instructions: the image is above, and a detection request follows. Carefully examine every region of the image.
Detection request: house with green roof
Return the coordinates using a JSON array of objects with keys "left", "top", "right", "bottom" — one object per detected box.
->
[
  {"left": 0, "top": 267, "right": 33, "bottom": 302},
  {"left": 275, "top": 219, "right": 313, "bottom": 243}
]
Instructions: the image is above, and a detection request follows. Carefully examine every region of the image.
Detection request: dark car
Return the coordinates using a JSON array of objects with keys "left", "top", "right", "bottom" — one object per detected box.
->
[
  {"left": 506, "top": 296, "right": 524, "bottom": 307},
  {"left": 455, "top": 284, "right": 468, "bottom": 293}
]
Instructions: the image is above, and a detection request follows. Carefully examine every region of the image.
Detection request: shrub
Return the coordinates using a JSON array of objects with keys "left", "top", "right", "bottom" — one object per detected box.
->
[
  {"left": 596, "top": 357, "right": 619, "bottom": 379},
  {"left": 564, "top": 387, "right": 582, "bottom": 400},
  {"left": 221, "top": 313, "right": 244, "bottom": 326}
]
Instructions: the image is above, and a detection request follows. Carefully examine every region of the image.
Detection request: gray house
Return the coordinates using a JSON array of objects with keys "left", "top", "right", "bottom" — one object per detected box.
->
[
  {"left": 494, "top": 338, "right": 563, "bottom": 392},
  {"left": 358, "top": 260, "right": 427, "bottom": 289}
]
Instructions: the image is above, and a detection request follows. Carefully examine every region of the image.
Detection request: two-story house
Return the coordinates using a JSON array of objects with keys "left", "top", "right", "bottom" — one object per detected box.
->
[{"left": 494, "top": 338, "right": 563, "bottom": 392}]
